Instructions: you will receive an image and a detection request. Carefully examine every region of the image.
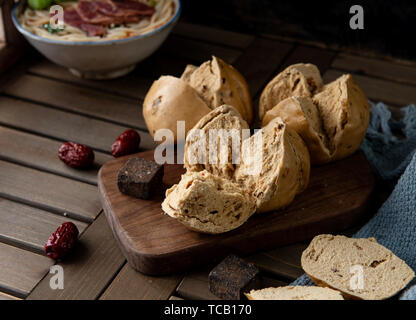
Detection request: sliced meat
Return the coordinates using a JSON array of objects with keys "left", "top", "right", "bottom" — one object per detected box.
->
[
  {"left": 114, "top": 0, "right": 155, "bottom": 16},
  {"left": 64, "top": 8, "right": 107, "bottom": 37},
  {"left": 97, "top": 0, "right": 153, "bottom": 23},
  {"left": 63, "top": 0, "right": 156, "bottom": 37},
  {"left": 96, "top": 0, "right": 124, "bottom": 18},
  {"left": 77, "top": 0, "right": 114, "bottom": 25}
]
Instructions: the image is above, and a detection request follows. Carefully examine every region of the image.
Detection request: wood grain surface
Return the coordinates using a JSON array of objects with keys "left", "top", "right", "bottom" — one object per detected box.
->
[
  {"left": 0, "top": 160, "right": 101, "bottom": 222},
  {"left": 98, "top": 150, "right": 374, "bottom": 276},
  {"left": 0, "top": 126, "right": 112, "bottom": 185},
  {"left": 0, "top": 242, "right": 52, "bottom": 298},
  {"left": 0, "top": 198, "right": 87, "bottom": 253},
  {"left": 2, "top": 74, "right": 147, "bottom": 129},
  {"left": 100, "top": 264, "right": 182, "bottom": 300},
  {"left": 0, "top": 291, "right": 21, "bottom": 300},
  {"left": 27, "top": 214, "right": 125, "bottom": 300},
  {"left": 332, "top": 53, "right": 416, "bottom": 86},
  {"left": 172, "top": 22, "right": 254, "bottom": 49},
  {"left": 0, "top": 96, "right": 156, "bottom": 152}
]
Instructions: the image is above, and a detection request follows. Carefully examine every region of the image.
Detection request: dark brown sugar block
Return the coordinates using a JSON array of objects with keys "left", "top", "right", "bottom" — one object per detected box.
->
[
  {"left": 209, "top": 255, "right": 261, "bottom": 300},
  {"left": 117, "top": 157, "right": 164, "bottom": 200}
]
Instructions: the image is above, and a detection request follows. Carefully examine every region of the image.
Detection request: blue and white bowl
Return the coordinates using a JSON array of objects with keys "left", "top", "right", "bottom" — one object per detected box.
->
[{"left": 12, "top": 0, "right": 181, "bottom": 79}]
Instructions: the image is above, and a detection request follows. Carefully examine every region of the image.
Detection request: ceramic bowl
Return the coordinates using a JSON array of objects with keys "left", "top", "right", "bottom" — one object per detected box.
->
[{"left": 12, "top": 0, "right": 181, "bottom": 79}]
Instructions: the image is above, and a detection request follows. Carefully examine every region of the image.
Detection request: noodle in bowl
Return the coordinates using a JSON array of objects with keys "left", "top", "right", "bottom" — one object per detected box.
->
[{"left": 12, "top": 0, "right": 181, "bottom": 79}]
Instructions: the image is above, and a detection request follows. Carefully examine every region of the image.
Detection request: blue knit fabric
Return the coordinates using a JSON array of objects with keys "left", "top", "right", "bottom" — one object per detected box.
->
[
  {"left": 360, "top": 103, "right": 416, "bottom": 180},
  {"left": 292, "top": 102, "right": 416, "bottom": 300}
]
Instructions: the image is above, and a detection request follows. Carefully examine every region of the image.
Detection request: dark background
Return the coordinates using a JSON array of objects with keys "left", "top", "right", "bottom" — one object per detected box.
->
[{"left": 181, "top": 0, "right": 416, "bottom": 60}]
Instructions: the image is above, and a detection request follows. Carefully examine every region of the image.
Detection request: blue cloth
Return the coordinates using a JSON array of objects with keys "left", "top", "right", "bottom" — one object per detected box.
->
[
  {"left": 292, "top": 102, "right": 416, "bottom": 300},
  {"left": 360, "top": 103, "right": 416, "bottom": 180}
]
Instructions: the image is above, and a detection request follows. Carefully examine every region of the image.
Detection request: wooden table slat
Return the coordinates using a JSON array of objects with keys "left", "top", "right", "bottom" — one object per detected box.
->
[
  {"left": 28, "top": 59, "right": 153, "bottom": 101},
  {"left": 0, "top": 126, "right": 112, "bottom": 185},
  {"left": 28, "top": 52, "right": 194, "bottom": 101},
  {"left": 0, "top": 96, "right": 156, "bottom": 153},
  {"left": 332, "top": 53, "right": 416, "bottom": 87},
  {"left": 162, "top": 35, "right": 242, "bottom": 64},
  {"left": 0, "top": 160, "right": 101, "bottom": 222},
  {"left": 27, "top": 213, "right": 125, "bottom": 300},
  {"left": 280, "top": 45, "right": 336, "bottom": 75},
  {"left": 263, "top": 243, "right": 308, "bottom": 269},
  {"left": 0, "top": 242, "right": 53, "bottom": 298},
  {"left": 100, "top": 264, "right": 182, "bottom": 300},
  {"left": 0, "top": 291, "right": 21, "bottom": 300},
  {"left": 176, "top": 267, "right": 289, "bottom": 300},
  {"left": 172, "top": 22, "right": 254, "bottom": 49},
  {"left": 323, "top": 69, "right": 416, "bottom": 108},
  {"left": 246, "top": 253, "right": 303, "bottom": 281},
  {"left": 176, "top": 269, "right": 220, "bottom": 300},
  {"left": 234, "top": 37, "right": 293, "bottom": 99},
  {"left": 0, "top": 197, "right": 88, "bottom": 253},
  {"left": 2, "top": 74, "right": 147, "bottom": 130}
]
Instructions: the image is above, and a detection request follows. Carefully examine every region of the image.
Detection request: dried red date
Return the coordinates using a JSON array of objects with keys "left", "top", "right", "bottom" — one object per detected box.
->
[
  {"left": 58, "top": 142, "right": 94, "bottom": 169},
  {"left": 45, "top": 222, "right": 79, "bottom": 260},
  {"left": 111, "top": 129, "right": 141, "bottom": 158}
]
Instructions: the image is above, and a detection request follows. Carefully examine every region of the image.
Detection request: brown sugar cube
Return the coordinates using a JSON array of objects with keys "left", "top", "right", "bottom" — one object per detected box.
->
[
  {"left": 209, "top": 254, "right": 261, "bottom": 300},
  {"left": 117, "top": 157, "right": 164, "bottom": 200}
]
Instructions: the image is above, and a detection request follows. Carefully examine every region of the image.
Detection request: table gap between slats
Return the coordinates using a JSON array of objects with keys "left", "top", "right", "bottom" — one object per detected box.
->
[
  {"left": 0, "top": 291, "right": 21, "bottom": 300},
  {"left": 0, "top": 197, "right": 88, "bottom": 255},
  {"left": 0, "top": 242, "right": 53, "bottom": 298},
  {"left": 0, "top": 125, "right": 112, "bottom": 186},
  {"left": 99, "top": 263, "right": 183, "bottom": 300},
  {"left": 0, "top": 159, "right": 101, "bottom": 223},
  {"left": 172, "top": 22, "right": 255, "bottom": 50},
  {"left": 332, "top": 53, "right": 416, "bottom": 86},
  {"left": 0, "top": 95, "right": 156, "bottom": 153},
  {"left": 27, "top": 213, "right": 126, "bottom": 300},
  {"left": 1, "top": 78, "right": 148, "bottom": 131}
]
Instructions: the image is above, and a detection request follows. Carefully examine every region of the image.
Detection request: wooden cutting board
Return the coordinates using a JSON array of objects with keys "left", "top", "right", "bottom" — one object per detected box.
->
[{"left": 98, "top": 150, "right": 374, "bottom": 276}]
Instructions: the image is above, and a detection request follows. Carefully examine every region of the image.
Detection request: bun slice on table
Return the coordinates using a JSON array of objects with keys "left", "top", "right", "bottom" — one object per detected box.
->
[
  {"left": 301, "top": 235, "right": 415, "bottom": 300},
  {"left": 245, "top": 286, "right": 344, "bottom": 300}
]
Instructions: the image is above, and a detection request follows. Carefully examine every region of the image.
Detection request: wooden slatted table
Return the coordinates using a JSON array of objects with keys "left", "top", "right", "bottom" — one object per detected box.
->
[{"left": 0, "top": 21, "right": 415, "bottom": 300}]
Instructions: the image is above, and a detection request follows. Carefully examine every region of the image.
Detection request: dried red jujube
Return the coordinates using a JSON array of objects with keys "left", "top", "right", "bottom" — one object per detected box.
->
[
  {"left": 58, "top": 142, "right": 94, "bottom": 169},
  {"left": 45, "top": 222, "right": 79, "bottom": 260},
  {"left": 111, "top": 129, "right": 141, "bottom": 158}
]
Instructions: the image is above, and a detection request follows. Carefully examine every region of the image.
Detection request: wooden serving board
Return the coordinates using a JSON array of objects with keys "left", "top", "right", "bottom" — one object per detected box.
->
[{"left": 98, "top": 150, "right": 374, "bottom": 276}]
